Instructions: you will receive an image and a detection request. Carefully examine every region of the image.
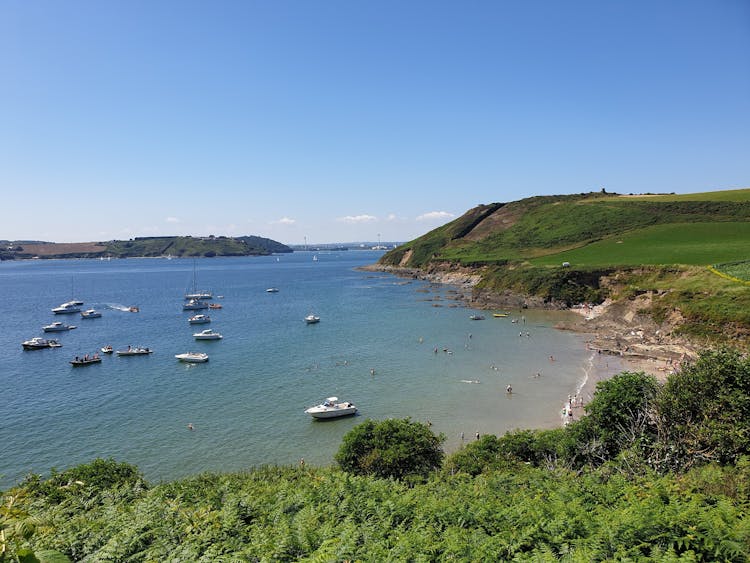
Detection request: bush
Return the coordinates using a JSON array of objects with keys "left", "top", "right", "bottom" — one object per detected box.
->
[
  {"left": 335, "top": 418, "right": 444, "bottom": 481},
  {"left": 653, "top": 348, "right": 750, "bottom": 470}
]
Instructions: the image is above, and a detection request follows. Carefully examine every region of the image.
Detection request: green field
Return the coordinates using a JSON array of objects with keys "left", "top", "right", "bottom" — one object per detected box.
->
[
  {"left": 530, "top": 222, "right": 750, "bottom": 267},
  {"left": 713, "top": 260, "right": 750, "bottom": 283},
  {"left": 608, "top": 187, "right": 750, "bottom": 203}
]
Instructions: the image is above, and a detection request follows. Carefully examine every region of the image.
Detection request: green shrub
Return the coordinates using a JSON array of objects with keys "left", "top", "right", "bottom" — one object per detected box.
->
[{"left": 335, "top": 418, "right": 444, "bottom": 481}]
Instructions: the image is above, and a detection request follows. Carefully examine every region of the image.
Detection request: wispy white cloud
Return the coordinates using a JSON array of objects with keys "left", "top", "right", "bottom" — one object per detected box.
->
[
  {"left": 272, "top": 217, "right": 296, "bottom": 225},
  {"left": 166, "top": 216, "right": 180, "bottom": 223},
  {"left": 338, "top": 214, "right": 377, "bottom": 224},
  {"left": 416, "top": 211, "right": 455, "bottom": 221},
  {"left": 385, "top": 213, "right": 398, "bottom": 222}
]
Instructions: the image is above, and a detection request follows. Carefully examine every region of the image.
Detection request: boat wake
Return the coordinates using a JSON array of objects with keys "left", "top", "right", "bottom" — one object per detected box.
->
[{"left": 105, "top": 303, "right": 132, "bottom": 312}]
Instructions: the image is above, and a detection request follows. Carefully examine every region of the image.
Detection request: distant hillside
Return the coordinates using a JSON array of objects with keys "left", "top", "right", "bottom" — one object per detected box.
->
[
  {"left": 0, "top": 235, "right": 292, "bottom": 260},
  {"left": 378, "top": 188, "right": 750, "bottom": 343},
  {"left": 381, "top": 189, "right": 750, "bottom": 269}
]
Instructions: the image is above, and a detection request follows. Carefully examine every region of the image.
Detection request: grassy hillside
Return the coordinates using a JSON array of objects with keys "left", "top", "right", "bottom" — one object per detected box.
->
[{"left": 379, "top": 188, "right": 750, "bottom": 340}]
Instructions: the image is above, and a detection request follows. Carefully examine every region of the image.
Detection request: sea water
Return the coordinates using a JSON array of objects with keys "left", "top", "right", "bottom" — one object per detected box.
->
[{"left": 0, "top": 251, "right": 624, "bottom": 488}]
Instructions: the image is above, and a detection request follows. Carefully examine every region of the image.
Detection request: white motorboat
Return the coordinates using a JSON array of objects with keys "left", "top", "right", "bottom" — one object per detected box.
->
[
  {"left": 101, "top": 345, "right": 114, "bottom": 354},
  {"left": 266, "top": 288, "right": 279, "bottom": 293},
  {"left": 22, "top": 337, "right": 62, "bottom": 350},
  {"left": 51, "top": 301, "right": 82, "bottom": 314},
  {"left": 116, "top": 347, "right": 153, "bottom": 356},
  {"left": 305, "top": 397, "right": 357, "bottom": 419},
  {"left": 42, "top": 321, "right": 77, "bottom": 332},
  {"left": 175, "top": 352, "right": 209, "bottom": 363},
  {"left": 305, "top": 314, "right": 320, "bottom": 324},
  {"left": 183, "top": 299, "right": 209, "bottom": 311},
  {"left": 80, "top": 309, "right": 102, "bottom": 319},
  {"left": 193, "top": 329, "right": 223, "bottom": 340},
  {"left": 188, "top": 314, "right": 211, "bottom": 324}
]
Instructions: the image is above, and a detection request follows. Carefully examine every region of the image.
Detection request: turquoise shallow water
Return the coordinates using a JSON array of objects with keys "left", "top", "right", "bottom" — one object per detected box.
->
[{"left": 0, "top": 251, "right": 624, "bottom": 488}]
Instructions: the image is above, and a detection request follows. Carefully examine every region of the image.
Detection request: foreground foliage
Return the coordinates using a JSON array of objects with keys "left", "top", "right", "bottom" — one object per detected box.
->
[{"left": 5, "top": 461, "right": 749, "bottom": 562}]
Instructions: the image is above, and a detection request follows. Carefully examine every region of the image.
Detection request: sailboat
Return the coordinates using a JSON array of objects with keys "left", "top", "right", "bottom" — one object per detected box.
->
[{"left": 184, "top": 260, "right": 212, "bottom": 300}]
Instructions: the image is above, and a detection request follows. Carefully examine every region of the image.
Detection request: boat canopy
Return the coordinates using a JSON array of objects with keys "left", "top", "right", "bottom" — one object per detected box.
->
[{"left": 326, "top": 397, "right": 338, "bottom": 403}]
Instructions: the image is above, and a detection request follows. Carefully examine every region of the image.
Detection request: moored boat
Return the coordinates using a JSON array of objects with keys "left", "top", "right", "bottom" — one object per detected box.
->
[
  {"left": 193, "top": 329, "right": 223, "bottom": 340},
  {"left": 469, "top": 314, "right": 485, "bottom": 320},
  {"left": 183, "top": 299, "right": 208, "bottom": 311},
  {"left": 116, "top": 346, "right": 153, "bottom": 356},
  {"left": 81, "top": 309, "right": 102, "bottom": 318},
  {"left": 51, "top": 301, "right": 82, "bottom": 314},
  {"left": 175, "top": 352, "right": 209, "bottom": 363},
  {"left": 101, "top": 345, "right": 114, "bottom": 354},
  {"left": 70, "top": 354, "right": 102, "bottom": 367},
  {"left": 22, "top": 337, "right": 62, "bottom": 350},
  {"left": 305, "top": 397, "right": 357, "bottom": 419},
  {"left": 305, "top": 314, "right": 320, "bottom": 324},
  {"left": 42, "top": 321, "right": 77, "bottom": 332},
  {"left": 188, "top": 314, "right": 211, "bottom": 324}
]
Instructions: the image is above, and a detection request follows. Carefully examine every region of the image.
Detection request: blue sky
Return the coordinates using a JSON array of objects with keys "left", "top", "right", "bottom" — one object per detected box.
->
[{"left": 2, "top": 1, "right": 748, "bottom": 244}]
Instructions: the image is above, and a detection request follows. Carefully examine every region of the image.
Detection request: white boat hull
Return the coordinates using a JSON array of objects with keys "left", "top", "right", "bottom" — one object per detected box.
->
[
  {"left": 175, "top": 353, "right": 209, "bottom": 363},
  {"left": 305, "top": 404, "right": 357, "bottom": 419}
]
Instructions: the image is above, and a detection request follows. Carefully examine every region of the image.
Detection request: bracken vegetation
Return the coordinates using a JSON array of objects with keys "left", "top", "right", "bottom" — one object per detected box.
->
[{"left": 3, "top": 348, "right": 749, "bottom": 561}]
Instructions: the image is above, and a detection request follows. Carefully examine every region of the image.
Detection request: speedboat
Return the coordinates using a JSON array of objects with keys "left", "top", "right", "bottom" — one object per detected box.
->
[
  {"left": 305, "top": 314, "right": 321, "bottom": 324},
  {"left": 42, "top": 321, "right": 77, "bottom": 332},
  {"left": 469, "top": 314, "right": 485, "bottom": 320},
  {"left": 208, "top": 303, "right": 222, "bottom": 309},
  {"left": 188, "top": 314, "right": 211, "bottom": 324},
  {"left": 22, "top": 337, "right": 62, "bottom": 350},
  {"left": 51, "top": 301, "right": 81, "bottom": 314},
  {"left": 193, "top": 329, "right": 223, "bottom": 340},
  {"left": 81, "top": 309, "right": 102, "bottom": 319},
  {"left": 175, "top": 352, "right": 209, "bottom": 363},
  {"left": 493, "top": 312, "right": 509, "bottom": 318},
  {"left": 266, "top": 288, "right": 279, "bottom": 293},
  {"left": 70, "top": 355, "right": 102, "bottom": 367},
  {"left": 183, "top": 299, "right": 208, "bottom": 311},
  {"left": 305, "top": 397, "right": 357, "bottom": 419},
  {"left": 116, "top": 347, "right": 153, "bottom": 356},
  {"left": 101, "top": 345, "right": 114, "bottom": 354}
]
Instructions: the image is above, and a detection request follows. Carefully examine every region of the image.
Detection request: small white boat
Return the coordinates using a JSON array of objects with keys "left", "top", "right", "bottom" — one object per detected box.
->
[
  {"left": 193, "top": 329, "right": 223, "bottom": 340},
  {"left": 175, "top": 352, "right": 209, "bottom": 363},
  {"left": 183, "top": 299, "right": 209, "bottom": 310},
  {"left": 42, "top": 321, "right": 77, "bottom": 332},
  {"left": 188, "top": 314, "right": 211, "bottom": 324},
  {"left": 51, "top": 301, "right": 82, "bottom": 314},
  {"left": 22, "top": 337, "right": 62, "bottom": 350},
  {"left": 70, "top": 355, "right": 102, "bottom": 367},
  {"left": 305, "top": 314, "right": 320, "bottom": 324},
  {"left": 116, "top": 347, "right": 153, "bottom": 356},
  {"left": 80, "top": 309, "right": 102, "bottom": 319},
  {"left": 305, "top": 397, "right": 357, "bottom": 419},
  {"left": 469, "top": 314, "right": 485, "bottom": 320},
  {"left": 101, "top": 345, "right": 114, "bottom": 354},
  {"left": 266, "top": 288, "right": 279, "bottom": 293}
]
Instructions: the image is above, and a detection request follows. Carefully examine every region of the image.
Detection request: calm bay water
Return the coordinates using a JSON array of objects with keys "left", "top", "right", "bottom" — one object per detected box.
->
[{"left": 0, "top": 251, "right": 623, "bottom": 488}]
